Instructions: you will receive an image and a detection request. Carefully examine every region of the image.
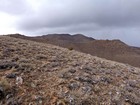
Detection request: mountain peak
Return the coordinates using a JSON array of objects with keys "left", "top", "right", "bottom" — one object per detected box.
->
[
  {"left": 73, "top": 34, "right": 95, "bottom": 40},
  {"left": 37, "top": 34, "right": 95, "bottom": 42}
]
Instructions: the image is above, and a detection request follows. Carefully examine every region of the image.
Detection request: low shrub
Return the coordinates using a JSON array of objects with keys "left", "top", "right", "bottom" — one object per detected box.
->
[{"left": 68, "top": 47, "right": 74, "bottom": 51}]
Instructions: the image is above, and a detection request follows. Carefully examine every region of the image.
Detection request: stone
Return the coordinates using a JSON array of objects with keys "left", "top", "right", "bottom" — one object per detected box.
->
[
  {"left": 67, "top": 95, "right": 75, "bottom": 105},
  {"left": 81, "top": 86, "right": 92, "bottom": 94},
  {"left": 16, "top": 76, "right": 23, "bottom": 85},
  {"left": 31, "top": 82, "right": 36, "bottom": 88},
  {"left": 68, "top": 69, "right": 76, "bottom": 74},
  {"left": 68, "top": 82, "right": 80, "bottom": 90},
  {"left": 100, "top": 77, "right": 112, "bottom": 84},
  {"left": 6, "top": 73, "right": 16, "bottom": 79}
]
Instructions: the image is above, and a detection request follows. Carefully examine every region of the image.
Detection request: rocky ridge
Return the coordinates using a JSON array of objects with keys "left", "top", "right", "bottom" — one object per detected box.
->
[{"left": 0, "top": 36, "right": 140, "bottom": 105}]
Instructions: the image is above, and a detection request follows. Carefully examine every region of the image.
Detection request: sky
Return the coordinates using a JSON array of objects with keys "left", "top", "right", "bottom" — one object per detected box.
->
[{"left": 0, "top": 0, "right": 140, "bottom": 47}]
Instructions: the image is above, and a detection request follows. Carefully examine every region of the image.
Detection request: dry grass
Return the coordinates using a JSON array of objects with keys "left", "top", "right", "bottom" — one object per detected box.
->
[{"left": 0, "top": 36, "right": 139, "bottom": 104}]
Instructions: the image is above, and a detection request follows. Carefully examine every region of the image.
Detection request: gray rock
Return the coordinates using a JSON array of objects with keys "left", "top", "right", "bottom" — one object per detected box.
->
[
  {"left": 68, "top": 82, "right": 80, "bottom": 90},
  {"left": 81, "top": 86, "right": 92, "bottom": 94},
  {"left": 67, "top": 95, "right": 76, "bottom": 105},
  {"left": 31, "top": 82, "right": 36, "bottom": 88},
  {"left": 100, "top": 77, "right": 112, "bottom": 84},
  {"left": 6, "top": 73, "right": 16, "bottom": 78},
  {"left": 68, "top": 69, "right": 76, "bottom": 73}
]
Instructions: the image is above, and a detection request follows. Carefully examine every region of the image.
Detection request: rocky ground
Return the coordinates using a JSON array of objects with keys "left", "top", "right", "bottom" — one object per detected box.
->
[{"left": 0, "top": 36, "right": 140, "bottom": 105}]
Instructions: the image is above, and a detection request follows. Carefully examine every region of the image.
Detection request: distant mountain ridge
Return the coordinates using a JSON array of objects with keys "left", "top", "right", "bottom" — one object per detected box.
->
[
  {"left": 8, "top": 33, "right": 140, "bottom": 67},
  {"left": 41, "top": 34, "right": 95, "bottom": 42}
]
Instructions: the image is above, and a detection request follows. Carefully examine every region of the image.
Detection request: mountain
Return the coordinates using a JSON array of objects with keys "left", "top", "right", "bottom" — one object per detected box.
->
[
  {"left": 8, "top": 34, "right": 140, "bottom": 68},
  {"left": 40, "top": 34, "right": 95, "bottom": 42},
  {"left": 0, "top": 35, "right": 140, "bottom": 104}
]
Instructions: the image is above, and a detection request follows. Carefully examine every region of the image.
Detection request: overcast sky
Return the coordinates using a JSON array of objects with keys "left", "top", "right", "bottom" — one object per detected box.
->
[{"left": 0, "top": 0, "right": 140, "bottom": 47}]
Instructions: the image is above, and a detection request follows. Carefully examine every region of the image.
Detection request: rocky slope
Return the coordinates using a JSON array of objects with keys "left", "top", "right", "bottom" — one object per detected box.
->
[
  {"left": 0, "top": 36, "right": 140, "bottom": 105},
  {"left": 8, "top": 34, "right": 140, "bottom": 68}
]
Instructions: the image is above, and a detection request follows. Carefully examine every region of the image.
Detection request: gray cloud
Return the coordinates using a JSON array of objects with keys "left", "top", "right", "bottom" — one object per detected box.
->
[
  {"left": 18, "top": 0, "right": 140, "bottom": 30},
  {"left": 0, "top": 0, "right": 31, "bottom": 15},
  {"left": 0, "top": 0, "right": 140, "bottom": 46}
]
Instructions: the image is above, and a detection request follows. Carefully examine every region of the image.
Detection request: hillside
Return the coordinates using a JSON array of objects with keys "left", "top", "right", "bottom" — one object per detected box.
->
[
  {"left": 8, "top": 34, "right": 140, "bottom": 68},
  {"left": 0, "top": 36, "right": 140, "bottom": 104}
]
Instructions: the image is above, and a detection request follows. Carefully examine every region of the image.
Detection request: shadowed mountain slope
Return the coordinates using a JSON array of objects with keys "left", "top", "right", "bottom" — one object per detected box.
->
[
  {"left": 0, "top": 36, "right": 140, "bottom": 104},
  {"left": 8, "top": 34, "right": 140, "bottom": 68}
]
